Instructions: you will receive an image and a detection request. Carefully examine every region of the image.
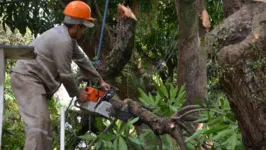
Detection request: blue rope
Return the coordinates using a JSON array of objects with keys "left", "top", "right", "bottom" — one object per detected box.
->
[{"left": 93, "top": 0, "right": 109, "bottom": 65}]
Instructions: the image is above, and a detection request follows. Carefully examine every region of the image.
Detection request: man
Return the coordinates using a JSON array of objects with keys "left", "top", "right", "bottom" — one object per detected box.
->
[{"left": 10, "top": 1, "right": 110, "bottom": 149}]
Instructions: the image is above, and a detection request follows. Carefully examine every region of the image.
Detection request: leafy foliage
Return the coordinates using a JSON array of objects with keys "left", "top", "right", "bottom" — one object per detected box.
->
[
  {"left": 205, "top": 0, "right": 224, "bottom": 27},
  {"left": 0, "top": 0, "right": 64, "bottom": 36},
  {"left": 138, "top": 80, "right": 186, "bottom": 116},
  {"left": 185, "top": 94, "right": 244, "bottom": 149},
  {"left": 1, "top": 23, "right": 32, "bottom": 149},
  {"left": 78, "top": 118, "right": 141, "bottom": 150}
]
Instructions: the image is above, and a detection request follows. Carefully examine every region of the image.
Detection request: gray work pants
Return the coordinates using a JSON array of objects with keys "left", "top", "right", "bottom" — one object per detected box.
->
[{"left": 11, "top": 73, "right": 52, "bottom": 150}]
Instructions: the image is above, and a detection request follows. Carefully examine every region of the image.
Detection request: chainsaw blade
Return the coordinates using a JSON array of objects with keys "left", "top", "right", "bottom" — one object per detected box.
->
[{"left": 110, "top": 109, "right": 134, "bottom": 122}]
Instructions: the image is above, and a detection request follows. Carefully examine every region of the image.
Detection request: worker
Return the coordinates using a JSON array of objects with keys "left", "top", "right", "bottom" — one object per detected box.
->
[{"left": 10, "top": 1, "right": 110, "bottom": 149}]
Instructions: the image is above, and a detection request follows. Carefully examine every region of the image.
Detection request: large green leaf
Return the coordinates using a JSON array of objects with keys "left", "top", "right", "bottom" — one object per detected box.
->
[
  {"left": 176, "top": 84, "right": 186, "bottom": 102},
  {"left": 119, "top": 117, "right": 138, "bottom": 134},
  {"left": 155, "top": 80, "right": 168, "bottom": 98},
  {"left": 102, "top": 140, "right": 113, "bottom": 149},
  {"left": 128, "top": 136, "right": 143, "bottom": 145},
  {"left": 204, "top": 124, "right": 228, "bottom": 135},
  {"left": 207, "top": 116, "right": 224, "bottom": 127},
  {"left": 119, "top": 136, "right": 128, "bottom": 150},
  {"left": 98, "top": 133, "right": 116, "bottom": 141},
  {"left": 169, "top": 84, "right": 178, "bottom": 102},
  {"left": 212, "top": 126, "right": 237, "bottom": 141},
  {"left": 78, "top": 134, "right": 96, "bottom": 141},
  {"left": 185, "top": 129, "right": 203, "bottom": 143},
  {"left": 138, "top": 88, "right": 154, "bottom": 106},
  {"left": 113, "top": 137, "right": 118, "bottom": 150}
]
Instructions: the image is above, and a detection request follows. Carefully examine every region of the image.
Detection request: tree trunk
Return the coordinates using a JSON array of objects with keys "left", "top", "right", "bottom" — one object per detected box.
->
[
  {"left": 77, "top": 4, "right": 137, "bottom": 80},
  {"left": 205, "top": 2, "right": 266, "bottom": 148},
  {"left": 96, "top": 12, "right": 137, "bottom": 79},
  {"left": 176, "top": 0, "right": 207, "bottom": 105}
]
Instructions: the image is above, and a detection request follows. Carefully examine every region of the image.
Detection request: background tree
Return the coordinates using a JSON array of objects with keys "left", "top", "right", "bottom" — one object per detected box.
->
[{"left": 206, "top": 1, "right": 266, "bottom": 148}]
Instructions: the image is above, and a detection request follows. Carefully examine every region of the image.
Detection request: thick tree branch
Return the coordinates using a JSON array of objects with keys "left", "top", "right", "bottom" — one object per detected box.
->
[
  {"left": 205, "top": 3, "right": 266, "bottom": 53},
  {"left": 108, "top": 98, "right": 209, "bottom": 150},
  {"left": 217, "top": 11, "right": 266, "bottom": 66},
  {"left": 97, "top": 5, "right": 137, "bottom": 78}
]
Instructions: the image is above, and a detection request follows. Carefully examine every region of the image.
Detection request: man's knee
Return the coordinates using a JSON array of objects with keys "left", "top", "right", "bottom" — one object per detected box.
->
[{"left": 24, "top": 121, "right": 52, "bottom": 150}]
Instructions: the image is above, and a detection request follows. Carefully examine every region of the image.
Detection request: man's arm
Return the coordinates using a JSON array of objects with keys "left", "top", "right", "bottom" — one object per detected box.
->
[
  {"left": 72, "top": 41, "right": 102, "bottom": 82},
  {"left": 72, "top": 41, "right": 110, "bottom": 91}
]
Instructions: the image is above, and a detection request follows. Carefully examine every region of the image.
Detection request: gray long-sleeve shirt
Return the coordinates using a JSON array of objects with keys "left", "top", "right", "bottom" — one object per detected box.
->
[{"left": 12, "top": 25, "right": 102, "bottom": 98}]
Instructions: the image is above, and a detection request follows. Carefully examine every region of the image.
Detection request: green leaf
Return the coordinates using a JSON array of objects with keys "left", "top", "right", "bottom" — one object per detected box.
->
[
  {"left": 119, "top": 136, "right": 128, "bottom": 150},
  {"left": 176, "top": 84, "right": 186, "bottom": 102},
  {"left": 212, "top": 126, "right": 237, "bottom": 141},
  {"left": 148, "top": 93, "right": 155, "bottom": 106},
  {"left": 95, "top": 117, "right": 105, "bottom": 131},
  {"left": 78, "top": 134, "right": 96, "bottom": 141},
  {"left": 220, "top": 132, "right": 238, "bottom": 149},
  {"left": 207, "top": 116, "right": 223, "bottom": 127},
  {"left": 155, "top": 80, "right": 168, "bottom": 98},
  {"left": 138, "top": 88, "right": 153, "bottom": 106},
  {"left": 103, "top": 140, "right": 113, "bottom": 149},
  {"left": 161, "top": 135, "right": 173, "bottom": 149},
  {"left": 119, "top": 122, "right": 130, "bottom": 134},
  {"left": 128, "top": 136, "right": 143, "bottom": 145},
  {"left": 113, "top": 137, "right": 118, "bottom": 150},
  {"left": 230, "top": 133, "right": 237, "bottom": 150},
  {"left": 127, "top": 117, "right": 139, "bottom": 126},
  {"left": 95, "top": 140, "right": 103, "bottom": 150},
  {"left": 98, "top": 133, "right": 116, "bottom": 141},
  {"left": 139, "top": 97, "right": 149, "bottom": 106},
  {"left": 154, "top": 94, "right": 161, "bottom": 105},
  {"left": 169, "top": 105, "right": 177, "bottom": 112},
  {"left": 204, "top": 124, "right": 228, "bottom": 135},
  {"left": 185, "top": 130, "right": 203, "bottom": 143},
  {"left": 169, "top": 84, "right": 177, "bottom": 102},
  {"left": 186, "top": 142, "right": 196, "bottom": 150},
  {"left": 220, "top": 98, "right": 224, "bottom": 108}
]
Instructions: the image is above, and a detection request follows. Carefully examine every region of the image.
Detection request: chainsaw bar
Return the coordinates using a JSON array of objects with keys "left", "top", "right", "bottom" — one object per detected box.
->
[
  {"left": 76, "top": 100, "right": 134, "bottom": 121},
  {"left": 75, "top": 86, "right": 134, "bottom": 121},
  {"left": 110, "top": 109, "right": 134, "bottom": 122}
]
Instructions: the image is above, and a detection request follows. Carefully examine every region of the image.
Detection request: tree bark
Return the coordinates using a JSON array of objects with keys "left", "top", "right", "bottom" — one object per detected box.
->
[
  {"left": 109, "top": 98, "right": 203, "bottom": 150},
  {"left": 205, "top": 2, "right": 266, "bottom": 149},
  {"left": 223, "top": 0, "right": 245, "bottom": 17},
  {"left": 176, "top": 0, "right": 207, "bottom": 105},
  {"left": 96, "top": 12, "right": 137, "bottom": 78},
  {"left": 77, "top": 4, "right": 137, "bottom": 80}
]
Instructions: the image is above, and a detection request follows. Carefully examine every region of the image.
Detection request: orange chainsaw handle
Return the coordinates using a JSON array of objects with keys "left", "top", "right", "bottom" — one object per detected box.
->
[{"left": 85, "top": 86, "right": 104, "bottom": 103}]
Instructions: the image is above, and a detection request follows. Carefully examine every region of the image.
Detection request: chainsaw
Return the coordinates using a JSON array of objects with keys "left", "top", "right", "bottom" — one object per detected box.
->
[{"left": 75, "top": 85, "right": 134, "bottom": 121}]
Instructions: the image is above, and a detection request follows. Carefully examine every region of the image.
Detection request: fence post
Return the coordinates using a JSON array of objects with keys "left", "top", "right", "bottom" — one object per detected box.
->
[{"left": 60, "top": 107, "right": 65, "bottom": 150}]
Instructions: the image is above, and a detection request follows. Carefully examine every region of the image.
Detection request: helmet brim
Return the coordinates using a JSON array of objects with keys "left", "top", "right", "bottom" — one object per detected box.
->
[
  {"left": 88, "top": 17, "right": 95, "bottom": 21},
  {"left": 64, "top": 16, "right": 94, "bottom": 28},
  {"left": 83, "top": 20, "right": 94, "bottom": 28}
]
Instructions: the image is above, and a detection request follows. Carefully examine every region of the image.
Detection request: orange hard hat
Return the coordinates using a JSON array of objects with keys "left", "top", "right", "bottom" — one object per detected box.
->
[{"left": 64, "top": 1, "right": 95, "bottom": 21}]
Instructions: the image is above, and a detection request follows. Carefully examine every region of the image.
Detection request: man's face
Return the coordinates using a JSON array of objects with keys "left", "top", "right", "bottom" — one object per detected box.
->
[{"left": 73, "top": 24, "right": 87, "bottom": 40}]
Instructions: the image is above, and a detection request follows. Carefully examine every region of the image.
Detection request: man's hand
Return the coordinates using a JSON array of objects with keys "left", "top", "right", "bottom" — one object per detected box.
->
[
  {"left": 78, "top": 90, "right": 87, "bottom": 103},
  {"left": 99, "top": 79, "right": 111, "bottom": 91}
]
